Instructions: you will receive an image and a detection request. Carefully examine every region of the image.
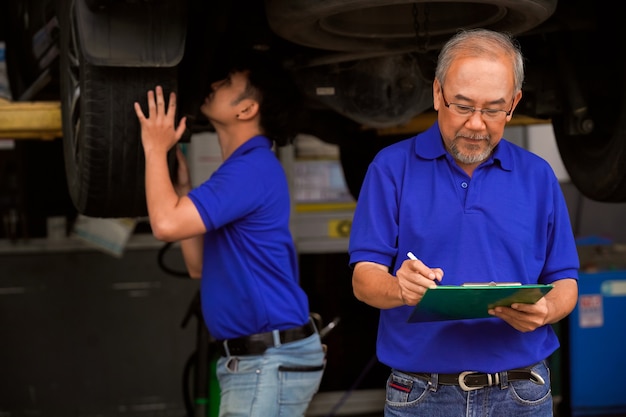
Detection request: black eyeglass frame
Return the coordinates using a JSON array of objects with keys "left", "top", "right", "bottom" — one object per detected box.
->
[{"left": 440, "top": 87, "right": 514, "bottom": 119}]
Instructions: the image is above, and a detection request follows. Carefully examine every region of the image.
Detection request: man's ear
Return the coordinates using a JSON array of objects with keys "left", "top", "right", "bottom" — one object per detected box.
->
[
  {"left": 505, "top": 90, "right": 523, "bottom": 121},
  {"left": 236, "top": 99, "right": 259, "bottom": 121},
  {"left": 432, "top": 79, "right": 442, "bottom": 111}
]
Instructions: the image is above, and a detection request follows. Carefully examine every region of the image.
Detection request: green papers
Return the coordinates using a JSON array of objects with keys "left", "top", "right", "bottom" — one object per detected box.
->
[{"left": 407, "top": 284, "right": 553, "bottom": 323}]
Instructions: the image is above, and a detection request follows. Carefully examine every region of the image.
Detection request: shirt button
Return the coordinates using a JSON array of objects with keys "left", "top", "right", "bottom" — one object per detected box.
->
[{"left": 461, "top": 182, "right": 468, "bottom": 189}]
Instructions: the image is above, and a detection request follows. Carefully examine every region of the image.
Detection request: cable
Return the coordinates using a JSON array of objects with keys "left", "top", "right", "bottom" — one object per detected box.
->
[
  {"left": 157, "top": 241, "right": 190, "bottom": 277},
  {"left": 182, "top": 351, "right": 197, "bottom": 417},
  {"left": 324, "top": 353, "right": 379, "bottom": 417}
]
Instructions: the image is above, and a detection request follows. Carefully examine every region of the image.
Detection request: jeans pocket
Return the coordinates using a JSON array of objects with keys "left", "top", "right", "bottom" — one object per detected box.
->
[
  {"left": 509, "top": 363, "right": 552, "bottom": 405},
  {"left": 226, "top": 357, "right": 239, "bottom": 372},
  {"left": 278, "top": 364, "right": 325, "bottom": 372},
  {"left": 278, "top": 363, "right": 325, "bottom": 405},
  {"left": 386, "top": 372, "right": 429, "bottom": 405}
]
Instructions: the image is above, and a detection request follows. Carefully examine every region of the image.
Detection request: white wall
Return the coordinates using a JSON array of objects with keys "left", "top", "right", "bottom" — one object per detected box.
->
[
  {"left": 506, "top": 124, "right": 626, "bottom": 243},
  {"left": 504, "top": 124, "right": 569, "bottom": 182}
]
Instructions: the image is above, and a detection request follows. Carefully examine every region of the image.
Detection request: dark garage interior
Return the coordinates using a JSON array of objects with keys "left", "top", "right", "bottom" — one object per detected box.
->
[{"left": 3, "top": 0, "right": 626, "bottom": 415}]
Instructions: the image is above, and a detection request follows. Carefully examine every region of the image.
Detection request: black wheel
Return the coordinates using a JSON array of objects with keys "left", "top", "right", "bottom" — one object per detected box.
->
[
  {"left": 3, "top": 0, "right": 59, "bottom": 101},
  {"left": 266, "top": 0, "right": 557, "bottom": 53},
  {"left": 553, "top": 111, "right": 626, "bottom": 203},
  {"left": 550, "top": 26, "right": 626, "bottom": 203},
  {"left": 58, "top": 0, "right": 178, "bottom": 217}
]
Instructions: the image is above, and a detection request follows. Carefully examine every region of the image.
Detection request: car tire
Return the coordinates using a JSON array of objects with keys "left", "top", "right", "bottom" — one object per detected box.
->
[
  {"left": 553, "top": 114, "right": 626, "bottom": 202},
  {"left": 266, "top": 0, "right": 557, "bottom": 53},
  {"left": 59, "top": 0, "right": 178, "bottom": 218},
  {"left": 549, "top": 25, "right": 626, "bottom": 203}
]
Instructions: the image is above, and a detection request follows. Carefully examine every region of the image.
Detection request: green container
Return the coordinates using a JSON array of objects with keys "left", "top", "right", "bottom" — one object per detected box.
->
[{"left": 208, "top": 355, "right": 220, "bottom": 417}]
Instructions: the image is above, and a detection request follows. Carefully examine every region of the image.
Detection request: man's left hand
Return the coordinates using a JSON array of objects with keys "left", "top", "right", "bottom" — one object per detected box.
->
[{"left": 134, "top": 85, "right": 187, "bottom": 155}]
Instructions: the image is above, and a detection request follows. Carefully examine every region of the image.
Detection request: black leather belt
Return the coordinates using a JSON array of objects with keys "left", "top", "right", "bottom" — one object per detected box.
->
[
  {"left": 219, "top": 320, "right": 316, "bottom": 356},
  {"left": 406, "top": 367, "right": 545, "bottom": 391}
]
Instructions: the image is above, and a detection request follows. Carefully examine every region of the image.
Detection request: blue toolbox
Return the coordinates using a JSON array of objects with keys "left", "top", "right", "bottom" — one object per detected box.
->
[{"left": 569, "top": 262, "right": 626, "bottom": 415}]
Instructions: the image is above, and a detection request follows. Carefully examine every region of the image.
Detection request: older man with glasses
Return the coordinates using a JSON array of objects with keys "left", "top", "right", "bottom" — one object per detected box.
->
[{"left": 348, "top": 28, "right": 579, "bottom": 417}]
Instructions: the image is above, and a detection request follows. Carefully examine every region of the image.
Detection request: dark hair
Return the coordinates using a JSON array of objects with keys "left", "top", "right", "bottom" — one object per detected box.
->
[{"left": 228, "top": 51, "right": 303, "bottom": 146}]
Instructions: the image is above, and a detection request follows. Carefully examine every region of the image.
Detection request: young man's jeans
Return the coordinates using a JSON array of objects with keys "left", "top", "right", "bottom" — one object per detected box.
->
[
  {"left": 216, "top": 332, "right": 325, "bottom": 417},
  {"left": 384, "top": 360, "right": 553, "bottom": 417}
]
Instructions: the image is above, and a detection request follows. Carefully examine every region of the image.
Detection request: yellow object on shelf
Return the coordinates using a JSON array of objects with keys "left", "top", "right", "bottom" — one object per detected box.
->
[{"left": 0, "top": 98, "right": 62, "bottom": 140}]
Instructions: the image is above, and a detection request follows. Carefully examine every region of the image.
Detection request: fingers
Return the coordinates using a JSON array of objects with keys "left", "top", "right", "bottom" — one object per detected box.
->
[
  {"left": 154, "top": 87, "right": 175, "bottom": 115},
  {"left": 489, "top": 300, "right": 548, "bottom": 332},
  {"left": 175, "top": 116, "right": 187, "bottom": 140},
  {"left": 431, "top": 268, "right": 444, "bottom": 283},
  {"left": 397, "top": 260, "right": 442, "bottom": 305},
  {"left": 133, "top": 89, "right": 156, "bottom": 121},
  {"left": 135, "top": 86, "right": 181, "bottom": 122},
  {"left": 175, "top": 145, "right": 185, "bottom": 160},
  {"left": 175, "top": 145, "right": 189, "bottom": 168},
  {"left": 156, "top": 86, "right": 165, "bottom": 108},
  {"left": 405, "top": 257, "right": 443, "bottom": 283},
  {"left": 169, "top": 91, "right": 177, "bottom": 109},
  {"left": 133, "top": 102, "right": 146, "bottom": 121},
  {"left": 147, "top": 89, "right": 156, "bottom": 116}
]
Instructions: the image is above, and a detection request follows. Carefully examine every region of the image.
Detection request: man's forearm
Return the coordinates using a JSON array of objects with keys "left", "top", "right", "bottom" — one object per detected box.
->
[
  {"left": 144, "top": 149, "right": 180, "bottom": 239},
  {"left": 545, "top": 278, "right": 578, "bottom": 324},
  {"left": 180, "top": 236, "right": 203, "bottom": 278},
  {"left": 353, "top": 262, "right": 404, "bottom": 309}
]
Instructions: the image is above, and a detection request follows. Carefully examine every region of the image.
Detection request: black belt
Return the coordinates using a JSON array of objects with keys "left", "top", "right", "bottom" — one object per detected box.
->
[
  {"left": 219, "top": 320, "right": 316, "bottom": 356},
  {"left": 406, "top": 367, "right": 545, "bottom": 391}
]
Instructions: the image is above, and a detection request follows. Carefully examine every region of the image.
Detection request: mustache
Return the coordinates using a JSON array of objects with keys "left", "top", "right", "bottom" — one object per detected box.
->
[{"left": 455, "top": 133, "right": 490, "bottom": 141}]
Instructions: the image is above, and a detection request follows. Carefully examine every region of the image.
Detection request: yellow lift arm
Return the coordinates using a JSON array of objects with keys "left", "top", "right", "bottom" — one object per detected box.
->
[{"left": 0, "top": 98, "right": 62, "bottom": 140}]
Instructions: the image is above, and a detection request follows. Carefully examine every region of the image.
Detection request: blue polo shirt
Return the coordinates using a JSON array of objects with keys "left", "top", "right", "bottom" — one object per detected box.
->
[
  {"left": 188, "top": 135, "right": 309, "bottom": 340},
  {"left": 349, "top": 122, "right": 579, "bottom": 373}
]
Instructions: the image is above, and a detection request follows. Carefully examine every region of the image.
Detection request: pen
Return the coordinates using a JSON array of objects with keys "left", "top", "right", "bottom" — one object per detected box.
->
[{"left": 407, "top": 251, "right": 439, "bottom": 285}]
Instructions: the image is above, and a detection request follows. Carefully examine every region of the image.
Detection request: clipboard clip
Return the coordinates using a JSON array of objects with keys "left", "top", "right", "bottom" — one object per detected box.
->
[{"left": 461, "top": 281, "right": 522, "bottom": 287}]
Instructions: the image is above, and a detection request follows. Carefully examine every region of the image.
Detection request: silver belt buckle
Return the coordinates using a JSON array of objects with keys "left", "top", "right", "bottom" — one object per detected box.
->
[
  {"left": 458, "top": 371, "right": 481, "bottom": 391},
  {"left": 458, "top": 370, "right": 500, "bottom": 391}
]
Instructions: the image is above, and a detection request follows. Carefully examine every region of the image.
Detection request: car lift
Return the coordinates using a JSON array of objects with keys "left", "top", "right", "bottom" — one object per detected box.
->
[{"left": 0, "top": 98, "right": 62, "bottom": 140}]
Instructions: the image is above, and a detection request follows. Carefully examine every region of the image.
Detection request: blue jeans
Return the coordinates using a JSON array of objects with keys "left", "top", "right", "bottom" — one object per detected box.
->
[
  {"left": 216, "top": 332, "right": 325, "bottom": 417},
  {"left": 385, "top": 360, "right": 553, "bottom": 417}
]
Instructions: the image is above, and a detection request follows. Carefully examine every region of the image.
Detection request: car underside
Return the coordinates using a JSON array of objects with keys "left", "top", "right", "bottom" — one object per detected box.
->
[{"left": 4, "top": 0, "right": 626, "bottom": 218}]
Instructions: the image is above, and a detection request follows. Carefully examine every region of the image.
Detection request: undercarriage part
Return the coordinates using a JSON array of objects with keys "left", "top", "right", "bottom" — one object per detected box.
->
[{"left": 266, "top": 0, "right": 557, "bottom": 53}]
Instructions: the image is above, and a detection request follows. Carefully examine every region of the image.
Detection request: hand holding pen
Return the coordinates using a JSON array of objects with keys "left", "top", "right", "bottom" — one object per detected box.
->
[
  {"left": 406, "top": 252, "right": 443, "bottom": 285},
  {"left": 396, "top": 252, "right": 444, "bottom": 306}
]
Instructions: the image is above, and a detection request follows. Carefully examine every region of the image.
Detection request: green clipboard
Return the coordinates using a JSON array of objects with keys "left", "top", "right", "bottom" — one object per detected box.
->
[{"left": 407, "top": 284, "right": 553, "bottom": 323}]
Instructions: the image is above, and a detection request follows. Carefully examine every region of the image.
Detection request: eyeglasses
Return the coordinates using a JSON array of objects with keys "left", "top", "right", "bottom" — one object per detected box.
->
[{"left": 441, "top": 87, "right": 513, "bottom": 121}]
